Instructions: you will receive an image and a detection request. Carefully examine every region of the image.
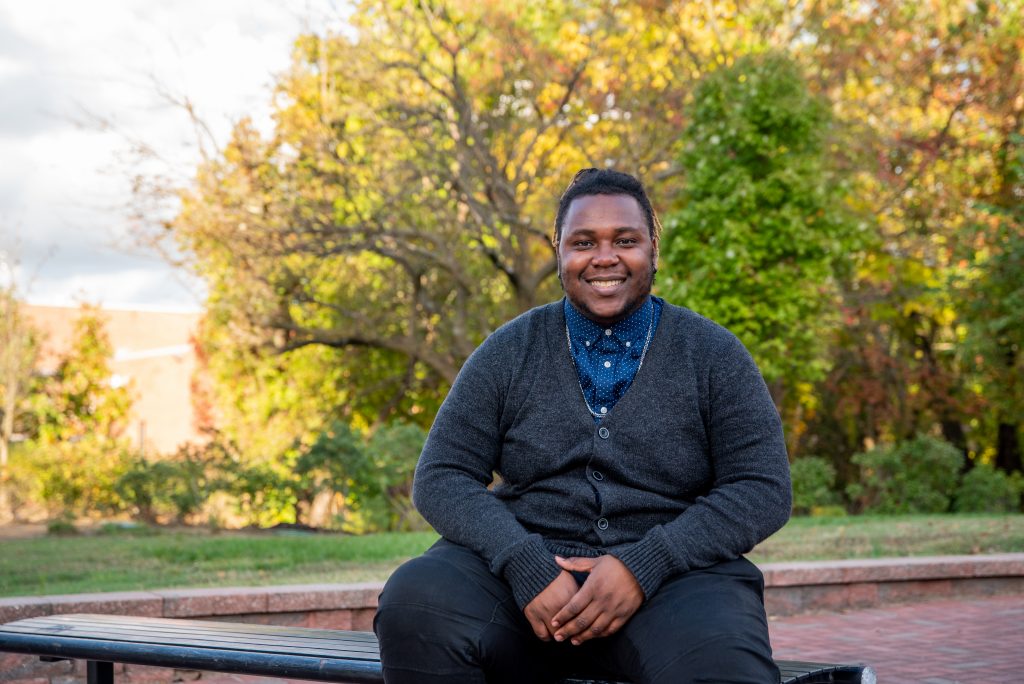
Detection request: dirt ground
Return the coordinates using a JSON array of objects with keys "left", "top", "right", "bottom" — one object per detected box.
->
[
  {"left": 0, "top": 522, "right": 52, "bottom": 539},
  {"left": 0, "top": 520, "right": 127, "bottom": 539}
]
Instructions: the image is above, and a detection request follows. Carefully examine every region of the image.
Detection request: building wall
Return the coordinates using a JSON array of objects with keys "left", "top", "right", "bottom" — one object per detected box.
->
[{"left": 21, "top": 305, "right": 204, "bottom": 455}]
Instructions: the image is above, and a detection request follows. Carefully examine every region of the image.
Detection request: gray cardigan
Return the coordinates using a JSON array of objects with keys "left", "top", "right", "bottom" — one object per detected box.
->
[{"left": 413, "top": 299, "right": 792, "bottom": 609}]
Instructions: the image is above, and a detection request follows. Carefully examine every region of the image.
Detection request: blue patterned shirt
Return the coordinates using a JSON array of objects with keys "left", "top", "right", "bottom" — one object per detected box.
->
[{"left": 563, "top": 295, "right": 663, "bottom": 421}]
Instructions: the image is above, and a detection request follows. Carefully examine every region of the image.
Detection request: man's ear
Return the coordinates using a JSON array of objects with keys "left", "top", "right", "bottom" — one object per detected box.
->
[{"left": 652, "top": 237, "right": 659, "bottom": 268}]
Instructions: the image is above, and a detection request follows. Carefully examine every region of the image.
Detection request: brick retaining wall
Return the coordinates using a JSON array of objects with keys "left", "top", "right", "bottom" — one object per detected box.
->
[{"left": 2, "top": 554, "right": 1022, "bottom": 682}]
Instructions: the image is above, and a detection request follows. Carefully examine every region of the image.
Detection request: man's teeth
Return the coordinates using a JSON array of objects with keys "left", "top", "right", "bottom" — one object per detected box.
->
[{"left": 591, "top": 279, "right": 624, "bottom": 289}]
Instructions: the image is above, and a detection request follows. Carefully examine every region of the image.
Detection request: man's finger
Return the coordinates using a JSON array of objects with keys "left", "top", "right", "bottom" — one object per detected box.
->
[
  {"left": 570, "top": 611, "right": 615, "bottom": 645},
  {"left": 603, "top": 616, "right": 626, "bottom": 637},
  {"left": 550, "top": 583, "right": 594, "bottom": 629},
  {"left": 527, "top": 613, "right": 551, "bottom": 641},
  {"left": 556, "top": 603, "right": 604, "bottom": 643}
]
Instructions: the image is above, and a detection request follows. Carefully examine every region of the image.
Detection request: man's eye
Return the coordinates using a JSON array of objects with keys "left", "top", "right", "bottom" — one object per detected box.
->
[
  {"left": 617, "top": 239, "right": 637, "bottom": 246},
  {"left": 574, "top": 241, "right": 593, "bottom": 248}
]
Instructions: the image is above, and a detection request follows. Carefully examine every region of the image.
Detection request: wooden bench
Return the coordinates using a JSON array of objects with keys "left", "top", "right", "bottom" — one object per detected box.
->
[{"left": 0, "top": 613, "right": 875, "bottom": 684}]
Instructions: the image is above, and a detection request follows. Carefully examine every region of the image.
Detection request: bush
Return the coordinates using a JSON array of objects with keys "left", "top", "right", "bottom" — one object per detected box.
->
[
  {"left": 790, "top": 456, "right": 841, "bottom": 515},
  {"left": 363, "top": 422, "right": 429, "bottom": 532},
  {"left": 46, "top": 513, "right": 79, "bottom": 536},
  {"left": 846, "top": 436, "right": 963, "bottom": 514},
  {"left": 116, "top": 444, "right": 226, "bottom": 524},
  {"left": 954, "top": 463, "right": 1023, "bottom": 513},
  {"left": 16, "top": 437, "right": 134, "bottom": 517}
]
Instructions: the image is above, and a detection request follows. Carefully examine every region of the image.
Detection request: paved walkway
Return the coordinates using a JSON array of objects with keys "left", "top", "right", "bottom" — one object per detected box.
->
[
  {"left": 769, "top": 594, "right": 1024, "bottom": 683},
  {"left": 196, "top": 594, "right": 1024, "bottom": 684}
]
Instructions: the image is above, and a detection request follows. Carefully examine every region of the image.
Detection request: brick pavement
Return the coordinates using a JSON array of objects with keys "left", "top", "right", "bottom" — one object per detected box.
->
[
  {"left": 4, "top": 592, "right": 1019, "bottom": 682},
  {"left": 769, "top": 594, "right": 1024, "bottom": 683},
  {"left": 192, "top": 595, "right": 1024, "bottom": 684}
]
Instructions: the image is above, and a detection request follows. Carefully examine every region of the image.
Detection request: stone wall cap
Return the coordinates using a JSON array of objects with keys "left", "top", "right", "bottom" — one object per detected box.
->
[
  {"left": 760, "top": 553, "right": 1024, "bottom": 587},
  {"left": 3, "top": 557, "right": 1022, "bottom": 621}
]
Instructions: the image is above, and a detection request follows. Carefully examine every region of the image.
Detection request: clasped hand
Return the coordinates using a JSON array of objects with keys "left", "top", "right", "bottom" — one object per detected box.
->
[{"left": 523, "top": 555, "right": 643, "bottom": 646}]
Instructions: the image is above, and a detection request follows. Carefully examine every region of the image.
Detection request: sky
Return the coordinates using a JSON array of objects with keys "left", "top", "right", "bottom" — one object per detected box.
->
[{"left": 0, "top": 0, "right": 345, "bottom": 311}]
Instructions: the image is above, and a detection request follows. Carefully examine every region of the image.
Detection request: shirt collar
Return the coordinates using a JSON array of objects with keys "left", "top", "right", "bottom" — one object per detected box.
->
[{"left": 564, "top": 296, "right": 653, "bottom": 347}]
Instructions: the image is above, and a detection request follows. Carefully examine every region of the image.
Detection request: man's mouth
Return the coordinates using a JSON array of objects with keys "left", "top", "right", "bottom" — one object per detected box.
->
[{"left": 588, "top": 278, "right": 625, "bottom": 290}]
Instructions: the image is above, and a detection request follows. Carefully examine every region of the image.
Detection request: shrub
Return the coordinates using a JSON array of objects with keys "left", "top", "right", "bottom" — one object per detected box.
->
[
  {"left": 363, "top": 422, "right": 429, "bottom": 532},
  {"left": 17, "top": 437, "right": 134, "bottom": 517},
  {"left": 46, "top": 513, "right": 79, "bottom": 535},
  {"left": 116, "top": 445, "right": 225, "bottom": 524},
  {"left": 954, "top": 463, "right": 1023, "bottom": 513},
  {"left": 790, "top": 456, "right": 841, "bottom": 515},
  {"left": 846, "top": 436, "right": 963, "bottom": 514}
]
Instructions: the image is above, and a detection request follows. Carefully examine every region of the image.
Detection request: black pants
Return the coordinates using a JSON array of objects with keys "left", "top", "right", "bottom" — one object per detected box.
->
[{"left": 374, "top": 539, "right": 779, "bottom": 684}]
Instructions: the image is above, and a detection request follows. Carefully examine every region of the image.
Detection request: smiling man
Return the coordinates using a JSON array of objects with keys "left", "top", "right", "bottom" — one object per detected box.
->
[{"left": 374, "top": 169, "right": 792, "bottom": 684}]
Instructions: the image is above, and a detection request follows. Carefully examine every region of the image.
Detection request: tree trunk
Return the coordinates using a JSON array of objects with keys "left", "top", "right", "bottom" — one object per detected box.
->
[
  {"left": 941, "top": 419, "right": 970, "bottom": 472},
  {"left": 995, "top": 422, "right": 1022, "bottom": 474}
]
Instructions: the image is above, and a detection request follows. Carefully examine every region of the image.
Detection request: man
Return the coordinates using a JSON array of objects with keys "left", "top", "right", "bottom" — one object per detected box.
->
[{"left": 374, "top": 169, "right": 792, "bottom": 683}]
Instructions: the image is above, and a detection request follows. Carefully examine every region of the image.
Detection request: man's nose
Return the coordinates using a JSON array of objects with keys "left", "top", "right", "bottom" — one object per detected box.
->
[{"left": 592, "top": 243, "right": 619, "bottom": 266}]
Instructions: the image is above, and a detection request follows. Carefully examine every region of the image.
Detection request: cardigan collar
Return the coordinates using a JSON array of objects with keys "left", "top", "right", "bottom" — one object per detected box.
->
[{"left": 549, "top": 296, "right": 674, "bottom": 425}]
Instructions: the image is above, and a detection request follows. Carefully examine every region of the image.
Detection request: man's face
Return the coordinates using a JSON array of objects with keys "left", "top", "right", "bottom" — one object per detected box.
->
[{"left": 557, "top": 194, "right": 658, "bottom": 327}]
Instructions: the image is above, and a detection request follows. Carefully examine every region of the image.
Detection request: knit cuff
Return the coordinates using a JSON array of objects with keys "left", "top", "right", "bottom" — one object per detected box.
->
[
  {"left": 609, "top": 527, "right": 680, "bottom": 600},
  {"left": 498, "top": 535, "right": 561, "bottom": 610}
]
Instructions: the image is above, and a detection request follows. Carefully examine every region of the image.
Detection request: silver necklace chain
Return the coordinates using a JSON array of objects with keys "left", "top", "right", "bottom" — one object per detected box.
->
[{"left": 565, "top": 303, "right": 655, "bottom": 419}]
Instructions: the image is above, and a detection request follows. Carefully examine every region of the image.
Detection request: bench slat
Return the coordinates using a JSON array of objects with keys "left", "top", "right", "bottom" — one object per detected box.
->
[
  {"left": 2, "top": 624, "right": 377, "bottom": 658},
  {"left": 22, "top": 614, "right": 379, "bottom": 642},
  {"left": 0, "top": 614, "right": 873, "bottom": 684}
]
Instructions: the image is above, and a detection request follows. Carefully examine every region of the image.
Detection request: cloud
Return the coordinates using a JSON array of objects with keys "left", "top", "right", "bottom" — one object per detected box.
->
[
  {"left": 0, "top": 9, "right": 69, "bottom": 139},
  {"left": 0, "top": 72, "right": 65, "bottom": 138},
  {"left": 0, "top": 0, "right": 343, "bottom": 309}
]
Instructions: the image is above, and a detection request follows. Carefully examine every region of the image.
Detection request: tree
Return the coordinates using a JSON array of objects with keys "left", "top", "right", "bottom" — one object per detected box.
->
[
  {"left": 0, "top": 284, "right": 40, "bottom": 521},
  {"left": 956, "top": 138, "right": 1024, "bottom": 473},
  {"left": 24, "top": 306, "right": 135, "bottom": 516},
  {"left": 659, "top": 52, "right": 863, "bottom": 419},
  {"left": 150, "top": 0, "right": 1022, "bottom": 472},
  {"left": 162, "top": 0, "right": 704, "bottom": 439},
  {"left": 792, "top": 0, "right": 1024, "bottom": 466}
]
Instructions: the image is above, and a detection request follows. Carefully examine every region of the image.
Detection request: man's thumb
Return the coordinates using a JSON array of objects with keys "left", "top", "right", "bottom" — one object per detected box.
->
[{"left": 555, "top": 555, "right": 593, "bottom": 572}]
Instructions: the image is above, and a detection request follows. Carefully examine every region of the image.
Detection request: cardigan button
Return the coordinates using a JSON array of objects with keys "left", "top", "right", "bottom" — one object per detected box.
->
[
  {"left": 592, "top": 470, "right": 604, "bottom": 481},
  {"left": 598, "top": 427, "right": 610, "bottom": 439},
  {"left": 596, "top": 517, "right": 609, "bottom": 530}
]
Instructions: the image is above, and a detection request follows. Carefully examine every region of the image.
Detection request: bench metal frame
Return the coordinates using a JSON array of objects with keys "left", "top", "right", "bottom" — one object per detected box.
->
[{"left": 0, "top": 613, "right": 874, "bottom": 684}]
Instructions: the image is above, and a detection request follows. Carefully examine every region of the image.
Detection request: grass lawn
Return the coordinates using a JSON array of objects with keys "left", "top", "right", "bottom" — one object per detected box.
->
[{"left": 1, "top": 514, "right": 1021, "bottom": 598}]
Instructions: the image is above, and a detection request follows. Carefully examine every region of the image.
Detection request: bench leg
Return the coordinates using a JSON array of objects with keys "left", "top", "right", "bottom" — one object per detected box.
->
[{"left": 87, "top": 660, "right": 114, "bottom": 684}]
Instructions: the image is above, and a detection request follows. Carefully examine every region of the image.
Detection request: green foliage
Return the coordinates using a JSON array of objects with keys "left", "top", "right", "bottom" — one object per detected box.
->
[
  {"left": 361, "top": 422, "right": 430, "bottom": 532},
  {"left": 291, "top": 420, "right": 367, "bottom": 528},
  {"left": 223, "top": 458, "right": 297, "bottom": 529},
  {"left": 116, "top": 444, "right": 227, "bottom": 523},
  {"left": 953, "top": 136, "right": 1024, "bottom": 471},
  {"left": 8, "top": 306, "right": 137, "bottom": 519},
  {"left": 30, "top": 307, "right": 132, "bottom": 446},
  {"left": 16, "top": 437, "right": 133, "bottom": 515},
  {"left": 846, "top": 436, "right": 964, "bottom": 514},
  {"left": 164, "top": 1, "right": 713, "bottom": 452},
  {"left": 123, "top": 1, "right": 1022, "bottom": 508},
  {"left": 790, "top": 456, "right": 841, "bottom": 515},
  {"left": 660, "top": 52, "right": 864, "bottom": 402},
  {"left": 954, "top": 463, "right": 1023, "bottom": 514},
  {"left": 97, "top": 521, "right": 159, "bottom": 536},
  {"left": 168, "top": 420, "right": 429, "bottom": 533},
  {"left": 0, "top": 284, "right": 41, "bottom": 521},
  {"left": 285, "top": 420, "right": 428, "bottom": 533},
  {"left": 45, "top": 514, "right": 78, "bottom": 536}
]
